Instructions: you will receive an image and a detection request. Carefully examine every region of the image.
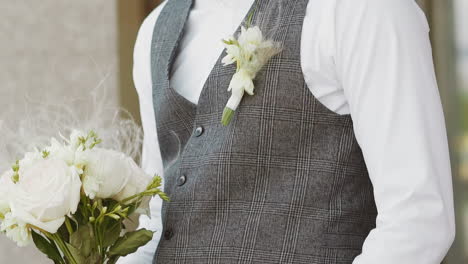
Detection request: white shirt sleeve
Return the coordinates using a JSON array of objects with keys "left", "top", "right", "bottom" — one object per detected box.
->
[
  {"left": 328, "top": 0, "right": 456, "bottom": 263},
  {"left": 116, "top": 2, "right": 167, "bottom": 264}
]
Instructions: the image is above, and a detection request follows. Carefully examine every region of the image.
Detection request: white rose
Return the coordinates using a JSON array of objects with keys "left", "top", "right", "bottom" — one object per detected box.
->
[
  {"left": 113, "top": 159, "right": 152, "bottom": 202},
  {"left": 9, "top": 158, "right": 82, "bottom": 233},
  {"left": 114, "top": 163, "right": 152, "bottom": 216},
  {"left": 77, "top": 148, "right": 150, "bottom": 201}
]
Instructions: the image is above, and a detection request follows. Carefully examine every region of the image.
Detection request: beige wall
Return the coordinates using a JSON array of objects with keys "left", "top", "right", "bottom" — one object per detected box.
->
[
  {"left": 117, "top": 0, "right": 161, "bottom": 126},
  {"left": 117, "top": 0, "right": 163, "bottom": 126},
  {"left": 0, "top": 1, "right": 118, "bottom": 263},
  {"left": 117, "top": 0, "right": 147, "bottom": 126}
]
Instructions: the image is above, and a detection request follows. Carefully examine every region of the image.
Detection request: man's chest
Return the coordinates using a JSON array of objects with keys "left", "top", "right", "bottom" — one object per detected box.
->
[
  {"left": 166, "top": 0, "right": 345, "bottom": 114},
  {"left": 169, "top": 0, "right": 254, "bottom": 105}
]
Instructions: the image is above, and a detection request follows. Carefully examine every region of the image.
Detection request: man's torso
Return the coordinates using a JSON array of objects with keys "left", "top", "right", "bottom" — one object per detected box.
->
[{"left": 151, "top": 0, "right": 377, "bottom": 263}]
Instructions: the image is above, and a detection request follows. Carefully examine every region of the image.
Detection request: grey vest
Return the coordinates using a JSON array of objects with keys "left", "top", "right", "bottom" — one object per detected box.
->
[{"left": 151, "top": 0, "right": 377, "bottom": 263}]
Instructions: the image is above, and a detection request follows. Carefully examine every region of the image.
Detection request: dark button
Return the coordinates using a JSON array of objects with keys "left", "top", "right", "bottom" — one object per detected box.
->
[
  {"left": 177, "top": 174, "right": 187, "bottom": 186},
  {"left": 164, "top": 229, "right": 174, "bottom": 240},
  {"left": 194, "top": 126, "right": 204, "bottom": 137}
]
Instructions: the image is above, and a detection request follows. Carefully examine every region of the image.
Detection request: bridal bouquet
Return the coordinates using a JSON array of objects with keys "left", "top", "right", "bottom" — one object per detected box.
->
[{"left": 0, "top": 130, "right": 168, "bottom": 264}]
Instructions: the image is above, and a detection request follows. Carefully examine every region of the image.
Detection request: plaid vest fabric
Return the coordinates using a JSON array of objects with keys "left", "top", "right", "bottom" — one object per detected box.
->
[{"left": 151, "top": 0, "right": 377, "bottom": 263}]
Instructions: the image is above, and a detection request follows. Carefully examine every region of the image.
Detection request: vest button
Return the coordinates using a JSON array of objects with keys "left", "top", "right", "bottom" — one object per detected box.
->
[
  {"left": 194, "top": 126, "right": 204, "bottom": 137},
  {"left": 164, "top": 229, "right": 174, "bottom": 240},
  {"left": 177, "top": 174, "right": 187, "bottom": 186}
]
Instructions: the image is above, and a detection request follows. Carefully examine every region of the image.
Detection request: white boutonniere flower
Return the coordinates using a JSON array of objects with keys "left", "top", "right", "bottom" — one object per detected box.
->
[{"left": 221, "top": 25, "right": 282, "bottom": 126}]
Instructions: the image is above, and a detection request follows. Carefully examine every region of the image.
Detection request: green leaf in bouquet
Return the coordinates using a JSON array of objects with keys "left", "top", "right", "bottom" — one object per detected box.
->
[
  {"left": 66, "top": 242, "right": 86, "bottom": 264},
  {"left": 106, "top": 256, "right": 120, "bottom": 264},
  {"left": 102, "top": 220, "right": 122, "bottom": 248},
  {"left": 57, "top": 223, "right": 70, "bottom": 242},
  {"left": 85, "top": 254, "right": 102, "bottom": 264},
  {"left": 125, "top": 203, "right": 138, "bottom": 217},
  {"left": 70, "top": 224, "right": 94, "bottom": 258},
  {"left": 73, "top": 202, "right": 87, "bottom": 226},
  {"left": 108, "top": 229, "right": 154, "bottom": 257},
  {"left": 31, "top": 231, "right": 63, "bottom": 264}
]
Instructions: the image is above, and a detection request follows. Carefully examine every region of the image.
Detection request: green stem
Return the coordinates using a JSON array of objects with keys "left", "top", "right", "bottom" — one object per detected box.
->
[
  {"left": 222, "top": 107, "right": 235, "bottom": 126},
  {"left": 49, "top": 233, "right": 78, "bottom": 264},
  {"left": 65, "top": 217, "right": 73, "bottom": 237},
  {"left": 89, "top": 223, "right": 101, "bottom": 261},
  {"left": 120, "top": 191, "right": 154, "bottom": 205},
  {"left": 246, "top": 6, "right": 256, "bottom": 28},
  {"left": 93, "top": 223, "right": 101, "bottom": 255}
]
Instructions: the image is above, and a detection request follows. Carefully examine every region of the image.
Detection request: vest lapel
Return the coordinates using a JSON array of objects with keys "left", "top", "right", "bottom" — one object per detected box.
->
[
  {"left": 151, "top": 0, "right": 193, "bottom": 83},
  {"left": 151, "top": 0, "right": 197, "bottom": 133}
]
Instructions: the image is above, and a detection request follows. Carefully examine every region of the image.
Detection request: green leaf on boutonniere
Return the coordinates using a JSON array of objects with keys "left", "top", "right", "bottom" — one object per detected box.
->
[
  {"left": 222, "top": 39, "right": 238, "bottom": 46},
  {"left": 222, "top": 107, "right": 235, "bottom": 126},
  {"left": 245, "top": 6, "right": 256, "bottom": 28},
  {"left": 108, "top": 229, "right": 154, "bottom": 257}
]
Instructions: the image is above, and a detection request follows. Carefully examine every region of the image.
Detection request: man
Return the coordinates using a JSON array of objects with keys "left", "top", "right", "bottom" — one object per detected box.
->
[{"left": 120, "top": 0, "right": 455, "bottom": 263}]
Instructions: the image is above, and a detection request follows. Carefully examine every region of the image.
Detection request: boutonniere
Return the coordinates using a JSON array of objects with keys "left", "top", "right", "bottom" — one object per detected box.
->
[{"left": 220, "top": 24, "right": 282, "bottom": 126}]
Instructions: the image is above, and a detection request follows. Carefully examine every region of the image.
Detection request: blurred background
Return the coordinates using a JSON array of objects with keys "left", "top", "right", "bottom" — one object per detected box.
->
[{"left": 0, "top": 0, "right": 466, "bottom": 263}]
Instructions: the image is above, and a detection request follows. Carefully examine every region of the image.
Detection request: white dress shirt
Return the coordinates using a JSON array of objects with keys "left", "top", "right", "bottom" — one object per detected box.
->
[{"left": 119, "top": 0, "right": 455, "bottom": 263}]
